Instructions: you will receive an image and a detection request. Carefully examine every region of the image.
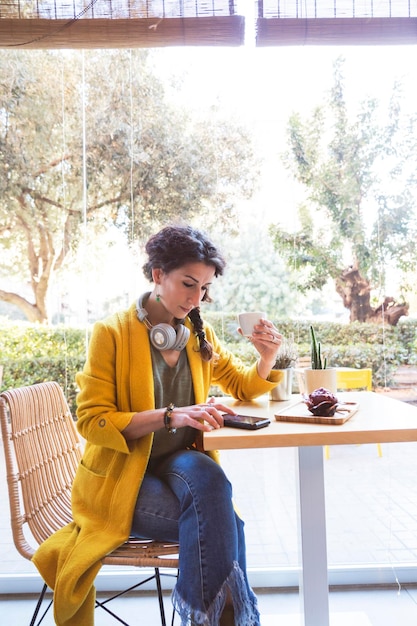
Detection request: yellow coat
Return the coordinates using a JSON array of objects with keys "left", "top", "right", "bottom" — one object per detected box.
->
[{"left": 32, "top": 304, "right": 281, "bottom": 626}]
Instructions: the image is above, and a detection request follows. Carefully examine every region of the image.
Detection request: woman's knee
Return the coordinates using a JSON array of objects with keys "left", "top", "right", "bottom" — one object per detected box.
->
[
  {"left": 131, "top": 473, "right": 181, "bottom": 541},
  {"left": 161, "top": 451, "right": 233, "bottom": 499}
]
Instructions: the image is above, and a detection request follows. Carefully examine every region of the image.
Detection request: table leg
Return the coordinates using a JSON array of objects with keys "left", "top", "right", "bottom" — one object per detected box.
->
[{"left": 296, "top": 446, "right": 329, "bottom": 626}]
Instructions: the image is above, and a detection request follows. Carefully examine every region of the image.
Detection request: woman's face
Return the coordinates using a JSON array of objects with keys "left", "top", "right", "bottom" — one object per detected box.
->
[{"left": 154, "top": 262, "right": 216, "bottom": 319}]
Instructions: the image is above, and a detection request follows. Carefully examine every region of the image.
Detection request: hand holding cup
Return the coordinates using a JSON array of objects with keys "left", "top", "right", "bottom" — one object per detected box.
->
[{"left": 238, "top": 311, "right": 266, "bottom": 337}]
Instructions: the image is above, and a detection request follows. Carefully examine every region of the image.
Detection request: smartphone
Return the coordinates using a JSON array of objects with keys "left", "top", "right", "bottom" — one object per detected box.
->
[{"left": 222, "top": 414, "right": 270, "bottom": 430}]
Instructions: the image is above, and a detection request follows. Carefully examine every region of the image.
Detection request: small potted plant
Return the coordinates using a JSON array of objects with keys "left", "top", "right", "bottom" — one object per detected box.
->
[
  {"left": 299, "top": 325, "right": 336, "bottom": 394},
  {"left": 270, "top": 335, "right": 298, "bottom": 401},
  {"left": 310, "top": 325, "right": 327, "bottom": 369},
  {"left": 274, "top": 334, "right": 299, "bottom": 370}
]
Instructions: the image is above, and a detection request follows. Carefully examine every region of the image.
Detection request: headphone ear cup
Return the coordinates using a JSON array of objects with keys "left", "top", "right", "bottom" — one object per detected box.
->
[
  {"left": 150, "top": 324, "right": 178, "bottom": 350},
  {"left": 172, "top": 324, "right": 190, "bottom": 351},
  {"left": 149, "top": 324, "right": 190, "bottom": 351}
]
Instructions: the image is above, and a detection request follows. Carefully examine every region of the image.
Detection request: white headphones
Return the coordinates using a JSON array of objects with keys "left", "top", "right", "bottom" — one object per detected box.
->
[{"left": 136, "top": 294, "right": 190, "bottom": 352}]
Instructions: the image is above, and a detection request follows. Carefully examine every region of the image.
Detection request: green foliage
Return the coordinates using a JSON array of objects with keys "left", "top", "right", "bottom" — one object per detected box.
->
[
  {"left": 0, "top": 322, "right": 87, "bottom": 414},
  {"left": 273, "top": 335, "right": 299, "bottom": 369},
  {"left": 0, "top": 49, "right": 259, "bottom": 322},
  {"left": 204, "top": 313, "right": 417, "bottom": 387},
  {"left": 270, "top": 56, "right": 417, "bottom": 315},
  {"left": 325, "top": 343, "right": 403, "bottom": 388},
  {"left": 1, "top": 318, "right": 416, "bottom": 411},
  {"left": 310, "top": 325, "right": 327, "bottom": 369},
  {"left": 1, "top": 356, "right": 84, "bottom": 416},
  {"left": 0, "top": 322, "right": 86, "bottom": 358},
  {"left": 208, "top": 223, "right": 299, "bottom": 319},
  {"left": 290, "top": 319, "right": 416, "bottom": 387}
]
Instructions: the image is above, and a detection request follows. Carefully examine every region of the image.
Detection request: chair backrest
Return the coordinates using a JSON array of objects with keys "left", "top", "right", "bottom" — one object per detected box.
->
[
  {"left": 336, "top": 368, "right": 372, "bottom": 392},
  {"left": 0, "top": 381, "right": 82, "bottom": 560}
]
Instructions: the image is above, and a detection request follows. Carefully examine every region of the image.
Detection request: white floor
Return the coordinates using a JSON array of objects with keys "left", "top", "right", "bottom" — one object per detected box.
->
[
  {"left": 261, "top": 614, "right": 372, "bottom": 626},
  {"left": 260, "top": 586, "right": 417, "bottom": 625},
  {"left": 2, "top": 585, "right": 417, "bottom": 625}
]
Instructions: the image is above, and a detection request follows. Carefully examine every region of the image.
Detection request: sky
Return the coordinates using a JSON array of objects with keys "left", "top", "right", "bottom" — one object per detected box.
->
[
  {"left": 150, "top": 43, "right": 417, "bottom": 224},
  {"left": 150, "top": 44, "right": 417, "bottom": 117}
]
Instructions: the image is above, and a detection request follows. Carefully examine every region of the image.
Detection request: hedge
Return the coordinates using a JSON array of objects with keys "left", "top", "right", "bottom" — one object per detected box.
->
[
  {"left": 0, "top": 323, "right": 87, "bottom": 414},
  {"left": 1, "top": 316, "right": 416, "bottom": 413}
]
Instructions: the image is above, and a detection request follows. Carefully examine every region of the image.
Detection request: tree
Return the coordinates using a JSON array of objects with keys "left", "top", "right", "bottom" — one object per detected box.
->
[
  {"left": 0, "top": 49, "right": 259, "bottom": 323},
  {"left": 209, "top": 219, "right": 297, "bottom": 320},
  {"left": 269, "top": 57, "right": 417, "bottom": 325}
]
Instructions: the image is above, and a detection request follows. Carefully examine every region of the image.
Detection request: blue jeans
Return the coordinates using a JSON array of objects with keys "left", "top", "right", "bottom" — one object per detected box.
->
[{"left": 131, "top": 449, "right": 260, "bottom": 626}]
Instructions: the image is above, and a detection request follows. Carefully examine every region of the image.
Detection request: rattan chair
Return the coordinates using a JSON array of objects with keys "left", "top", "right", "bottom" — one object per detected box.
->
[{"left": 0, "top": 381, "right": 179, "bottom": 626}]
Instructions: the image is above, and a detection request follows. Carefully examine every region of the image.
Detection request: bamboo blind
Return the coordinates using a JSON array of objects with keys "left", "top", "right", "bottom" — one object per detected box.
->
[
  {"left": 0, "top": 0, "right": 245, "bottom": 48},
  {"left": 257, "top": 0, "right": 417, "bottom": 45},
  {"left": 256, "top": 17, "right": 417, "bottom": 45},
  {"left": 1, "top": 0, "right": 417, "bottom": 48},
  {"left": 258, "top": 0, "right": 417, "bottom": 19}
]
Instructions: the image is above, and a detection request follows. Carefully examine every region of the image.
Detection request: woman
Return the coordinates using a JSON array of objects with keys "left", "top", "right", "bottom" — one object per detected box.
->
[{"left": 33, "top": 224, "right": 282, "bottom": 626}]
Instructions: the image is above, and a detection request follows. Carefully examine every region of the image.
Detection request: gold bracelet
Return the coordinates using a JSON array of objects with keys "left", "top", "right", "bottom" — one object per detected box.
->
[{"left": 163, "top": 403, "right": 176, "bottom": 434}]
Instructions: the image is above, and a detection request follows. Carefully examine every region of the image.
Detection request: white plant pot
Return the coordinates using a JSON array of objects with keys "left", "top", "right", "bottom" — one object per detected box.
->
[
  {"left": 295, "top": 368, "right": 337, "bottom": 396},
  {"left": 270, "top": 368, "right": 294, "bottom": 401}
]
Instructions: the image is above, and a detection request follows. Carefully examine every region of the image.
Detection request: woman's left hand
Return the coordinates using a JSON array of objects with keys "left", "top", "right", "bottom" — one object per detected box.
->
[{"left": 238, "top": 317, "right": 282, "bottom": 377}]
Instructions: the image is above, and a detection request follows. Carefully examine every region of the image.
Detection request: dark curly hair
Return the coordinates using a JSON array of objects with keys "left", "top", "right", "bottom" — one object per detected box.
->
[{"left": 142, "top": 225, "right": 226, "bottom": 361}]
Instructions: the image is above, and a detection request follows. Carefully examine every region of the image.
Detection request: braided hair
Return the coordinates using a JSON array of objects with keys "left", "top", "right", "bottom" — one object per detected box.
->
[
  {"left": 188, "top": 307, "right": 214, "bottom": 362},
  {"left": 142, "top": 225, "right": 226, "bottom": 362}
]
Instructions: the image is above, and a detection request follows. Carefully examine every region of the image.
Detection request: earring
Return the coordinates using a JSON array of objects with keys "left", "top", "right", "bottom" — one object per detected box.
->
[{"left": 156, "top": 294, "right": 161, "bottom": 303}]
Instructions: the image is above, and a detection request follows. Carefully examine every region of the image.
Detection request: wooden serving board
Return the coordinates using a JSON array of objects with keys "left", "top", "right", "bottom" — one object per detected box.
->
[{"left": 275, "top": 401, "right": 359, "bottom": 425}]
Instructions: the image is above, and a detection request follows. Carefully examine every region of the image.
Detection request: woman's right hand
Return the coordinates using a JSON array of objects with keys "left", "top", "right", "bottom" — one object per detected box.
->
[
  {"left": 122, "top": 398, "right": 237, "bottom": 441},
  {"left": 171, "top": 398, "right": 237, "bottom": 432}
]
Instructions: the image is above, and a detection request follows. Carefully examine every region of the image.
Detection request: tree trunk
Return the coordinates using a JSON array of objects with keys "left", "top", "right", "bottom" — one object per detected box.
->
[
  {"left": 0, "top": 290, "right": 46, "bottom": 323},
  {"left": 335, "top": 267, "right": 409, "bottom": 326}
]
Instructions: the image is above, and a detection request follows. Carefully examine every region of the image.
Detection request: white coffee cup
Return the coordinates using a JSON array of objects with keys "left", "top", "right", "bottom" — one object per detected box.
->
[{"left": 238, "top": 311, "right": 266, "bottom": 337}]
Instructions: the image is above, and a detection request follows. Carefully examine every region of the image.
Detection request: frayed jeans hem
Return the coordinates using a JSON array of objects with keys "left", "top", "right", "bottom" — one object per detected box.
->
[{"left": 172, "top": 561, "right": 260, "bottom": 626}]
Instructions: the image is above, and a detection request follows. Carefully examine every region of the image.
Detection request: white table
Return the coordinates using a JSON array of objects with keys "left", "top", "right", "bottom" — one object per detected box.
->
[{"left": 204, "top": 392, "right": 417, "bottom": 626}]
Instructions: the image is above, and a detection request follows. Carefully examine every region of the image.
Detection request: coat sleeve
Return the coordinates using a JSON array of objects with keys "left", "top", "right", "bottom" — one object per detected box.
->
[{"left": 205, "top": 323, "right": 282, "bottom": 400}]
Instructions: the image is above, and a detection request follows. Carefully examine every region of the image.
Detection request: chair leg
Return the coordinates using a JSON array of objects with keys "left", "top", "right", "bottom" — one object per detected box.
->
[
  {"left": 30, "top": 571, "right": 174, "bottom": 626},
  {"left": 95, "top": 601, "right": 130, "bottom": 625},
  {"left": 377, "top": 443, "right": 383, "bottom": 457},
  {"left": 94, "top": 570, "right": 168, "bottom": 626},
  {"left": 30, "top": 582, "right": 53, "bottom": 626},
  {"left": 170, "top": 570, "right": 179, "bottom": 626},
  {"left": 155, "top": 568, "right": 167, "bottom": 626},
  {"left": 95, "top": 568, "right": 172, "bottom": 626}
]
